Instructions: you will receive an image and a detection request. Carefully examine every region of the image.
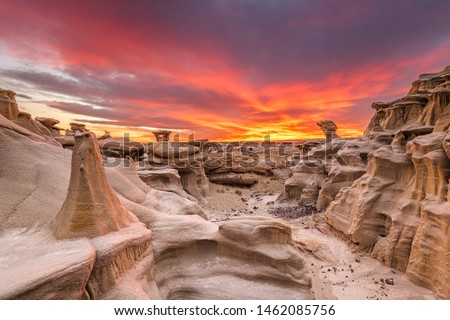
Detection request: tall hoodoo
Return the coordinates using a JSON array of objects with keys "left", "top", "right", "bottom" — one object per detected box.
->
[{"left": 54, "top": 132, "right": 132, "bottom": 239}]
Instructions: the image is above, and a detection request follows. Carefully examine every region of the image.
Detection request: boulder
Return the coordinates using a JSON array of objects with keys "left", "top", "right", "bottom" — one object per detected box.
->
[{"left": 208, "top": 172, "right": 259, "bottom": 186}]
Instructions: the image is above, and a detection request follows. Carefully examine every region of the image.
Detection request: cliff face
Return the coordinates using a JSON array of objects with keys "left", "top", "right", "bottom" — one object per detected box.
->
[{"left": 325, "top": 66, "right": 450, "bottom": 299}]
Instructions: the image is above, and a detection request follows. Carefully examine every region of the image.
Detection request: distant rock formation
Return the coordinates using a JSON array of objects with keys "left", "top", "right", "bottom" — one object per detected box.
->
[
  {"left": 0, "top": 89, "right": 61, "bottom": 147},
  {"left": 35, "top": 117, "right": 63, "bottom": 137},
  {"left": 0, "top": 89, "right": 19, "bottom": 120},
  {"left": 54, "top": 132, "right": 133, "bottom": 239},
  {"left": 66, "top": 122, "right": 89, "bottom": 135},
  {"left": 317, "top": 120, "right": 340, "bottom": 142},
  {"left": 145, "top": 141, "right": 211, "bottom": 202}
]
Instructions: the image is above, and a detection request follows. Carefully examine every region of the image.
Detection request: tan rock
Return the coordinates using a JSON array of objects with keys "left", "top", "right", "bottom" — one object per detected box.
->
[
  {"left": 55, "top": 135, "right": 76, "bottom": 147},
  {"left": 131, "top": 211, "right": 313, "bottom": 299},
  {"left": 0, "top": 89, "right": 19, "bottom": 120},
  {"left": 317, "top": 120, "right": 340, "bottom": 142},
  {"left": 406, "top": 199, "right": 450, "bottom": 299},
  {"left": 138, "top": 168, "right": 197, "bottom": 201},
  {"left": 54, "top": 132, "right": 133, "bottom": 239},
  {"left": 0, "top": 120, "right": 158, "bottom": 300},
  {"left": 97, "top": 137, "right": 145, "bottom": 160},
  {"left": 208, "top": 172, "right": 259, "bottom": 186},
  {"left": 178, "top": 164, "right": 211, "bottom": 201}
]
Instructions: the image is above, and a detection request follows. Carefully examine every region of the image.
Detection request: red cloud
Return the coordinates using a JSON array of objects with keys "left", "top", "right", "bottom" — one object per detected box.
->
[{"left": 1, "top": 0, "right": 450, "bottom": 141}]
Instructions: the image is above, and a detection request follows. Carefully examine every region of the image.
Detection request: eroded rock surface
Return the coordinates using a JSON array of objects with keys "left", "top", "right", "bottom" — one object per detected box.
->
[
  {"left": 324, "top": 66, "right": 450, "bottom": 299},
  {"left": 55, "top": 132, "right": 133, "bottom": 239}
]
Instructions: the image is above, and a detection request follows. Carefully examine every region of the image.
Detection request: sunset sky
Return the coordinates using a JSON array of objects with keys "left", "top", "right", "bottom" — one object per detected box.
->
[{"left": 1, "top": 0, "right": 450, "bottom": 141}]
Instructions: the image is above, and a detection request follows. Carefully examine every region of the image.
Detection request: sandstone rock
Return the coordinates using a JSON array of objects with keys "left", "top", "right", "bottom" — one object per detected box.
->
[
  {"left": 177, "top": 165, "right": 211, "bottom": 201},
  {"left": 409, "top": 65, "right": 450, "bottom": 95},
  {"left": 208, "top": 172, "right": 259, "bottom": 186},
  {"left": 285, "top": 161, "right": 325, "bottom": 202},
  {"left": 0, "top": 116, "right": 71, "bottom": 228},
  {"left": 35, "top": 117, "right": 60, "bottom": 129},
  {"left": 406, "top": 199, "right": 450, "bottom": 299},
  {"left": 13, "top": 112, "right": 49, "bottom": 137},
  {"left": 104, "top": 159, "right": 206, "bottom": 219},
  {"left": 0, "top": 230, "right": 95, "bottom": 299},
  {"left": 0, "top": 91, "right": 61, "bottom": 146},
  {"left": 0, "top": 117, "right": 157, "bottom": 300},
  {"left": 35, "top": 117, "right": 63, "bottom": 137},
  {"left": 54, "top": 132, "right": 133, "bottom": 239},
  {"left": 317, "top": 120, "right": 340, "bottom": 142},
  {"left": 317, "top": 165, "right": 366, "bottom": 210},
  {"left": 130, "top": 211, "right": 313, "bottom": 299},
  {"left": 97, "top": 138, "right": 145, "bottom": 160},
  {"left": 55, "top": 135, "right": 76, "bottom": 147},
  {"left": 67, "top": 122, "right": 89, "bottom": 135},
  {"left": 97, "top": 131, "right": 112, "bottom": 140},
  {"left": 325, "top": 131, "right": 450, "bottom": 298},
  {"left": 434, "top": 102, "right": 450, "bottom": 132},
  {"left": 143, "top": 189, "right": 206, "bottom": 219},
  {"left": 85, "top": 223, "right": 159, "bottom": 299},
  {"left": 151, "top": 141, "right": 199, "bottom": 159},
  {"left": 443, "top": 131, "right": 450, "bottom": 160},
  {"left": 0, "top": 89, "right": 19, "bottom": 120},
  {"left": 138, "top": 168, "right": 196, "bottom": 201}
]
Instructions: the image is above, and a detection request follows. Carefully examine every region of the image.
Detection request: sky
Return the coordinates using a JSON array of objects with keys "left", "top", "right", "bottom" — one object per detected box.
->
[{"left": 1, "top": 0, "right": 450, "bottom": 141}]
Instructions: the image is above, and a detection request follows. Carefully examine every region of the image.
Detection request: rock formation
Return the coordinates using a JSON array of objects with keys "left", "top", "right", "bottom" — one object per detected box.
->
[
  {"left": 0, "top": 113, "right": 159, "bottom": 299},
  {"left": 0, "top": 89, "right": 19, "bottom": 120},
  {"left": 0, "top": 89, "right": 314, "bottom": 300},
  {"left": 208, "top": 172, "right": 259, "bottom": 186},
  {"left": 324, "top": 66, "right": 450, "bottom": 299},
  {"left": 317, "top": 120, "right": 340, "bottom": 143},
  {"left": 55, "top": 132, "right": 134, "bottom": 239},
  {"left": 144, "top": 141, "right": 211, "bottom": 202},
  {"left": 0, "top": 89, "right": 61, "bottom": 147},
  {"left": 35, "top": 117, "right": 63, "bottom": 137},
  {"left": 66, "top": 122, "right": 89, "bottom": 135}
]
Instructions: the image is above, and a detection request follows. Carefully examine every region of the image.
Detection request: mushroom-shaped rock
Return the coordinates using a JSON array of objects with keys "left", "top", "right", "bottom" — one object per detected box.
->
[
  {"left": 55, "top": 132, "right": 132, "bottom": 239},
  {"left": 35, "top": 117, "right": 60, "bottom": 129},
  {"left": 317, "top": 120, "right": 340, "bottom": 142}
]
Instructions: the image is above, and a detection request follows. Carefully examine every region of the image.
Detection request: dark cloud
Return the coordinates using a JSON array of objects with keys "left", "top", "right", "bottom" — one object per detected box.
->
[
  {"left": 16, "top": 93, "right": 32, "bottom": 99},
  {"left": 1, "top": 0, "right": 449, "bottom": 140}
]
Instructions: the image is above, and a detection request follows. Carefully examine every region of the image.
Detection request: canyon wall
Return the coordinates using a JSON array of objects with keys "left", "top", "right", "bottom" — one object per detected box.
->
[{"left": 325, "top": 66, "right": 450, "bottom": 299}]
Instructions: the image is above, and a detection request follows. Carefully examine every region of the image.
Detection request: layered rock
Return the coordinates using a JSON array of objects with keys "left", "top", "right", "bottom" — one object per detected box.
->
[
  {"left": 0, "top": 89, "right": 19, "bottom": 120},
  {"left": 138, "top": 168, "right": 196, "bottom": 201},
  {"left": 55, "top": 132, "right": 133, "bottom": 239},
  {"left": 208, "top": 172, "right": 259, "bottom": 186},
  {"left": 0, "top": 89, "right": 60, "bottom": 147},
  {"left": 145, "top": 141, "right": 211, "bottom": 202},
  {"left": 1, "top": 95, "right": 314, "bottom": 300},
  {"left": 285, "top": 161, "right": 325, "bottom": 202},
  {"left": 0, "top": 117, "right": 159, "bottom": 300},
  {"left": 121, "top": 203, "right": 313, "bottom": 299},
  {"left": 325, "top": 66, "right": 450, "bottom": 299},
  {"left": 35, "top": 117, "right": 63, "bottom": 137},
  {"left": 98, "top": 137, "right": 145, "bottom": 160}
]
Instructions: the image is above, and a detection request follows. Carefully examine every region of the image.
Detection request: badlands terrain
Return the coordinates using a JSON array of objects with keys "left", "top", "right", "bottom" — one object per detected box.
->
[{"left": 0, "top": 66, "right": 449, "bottom": 300}]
